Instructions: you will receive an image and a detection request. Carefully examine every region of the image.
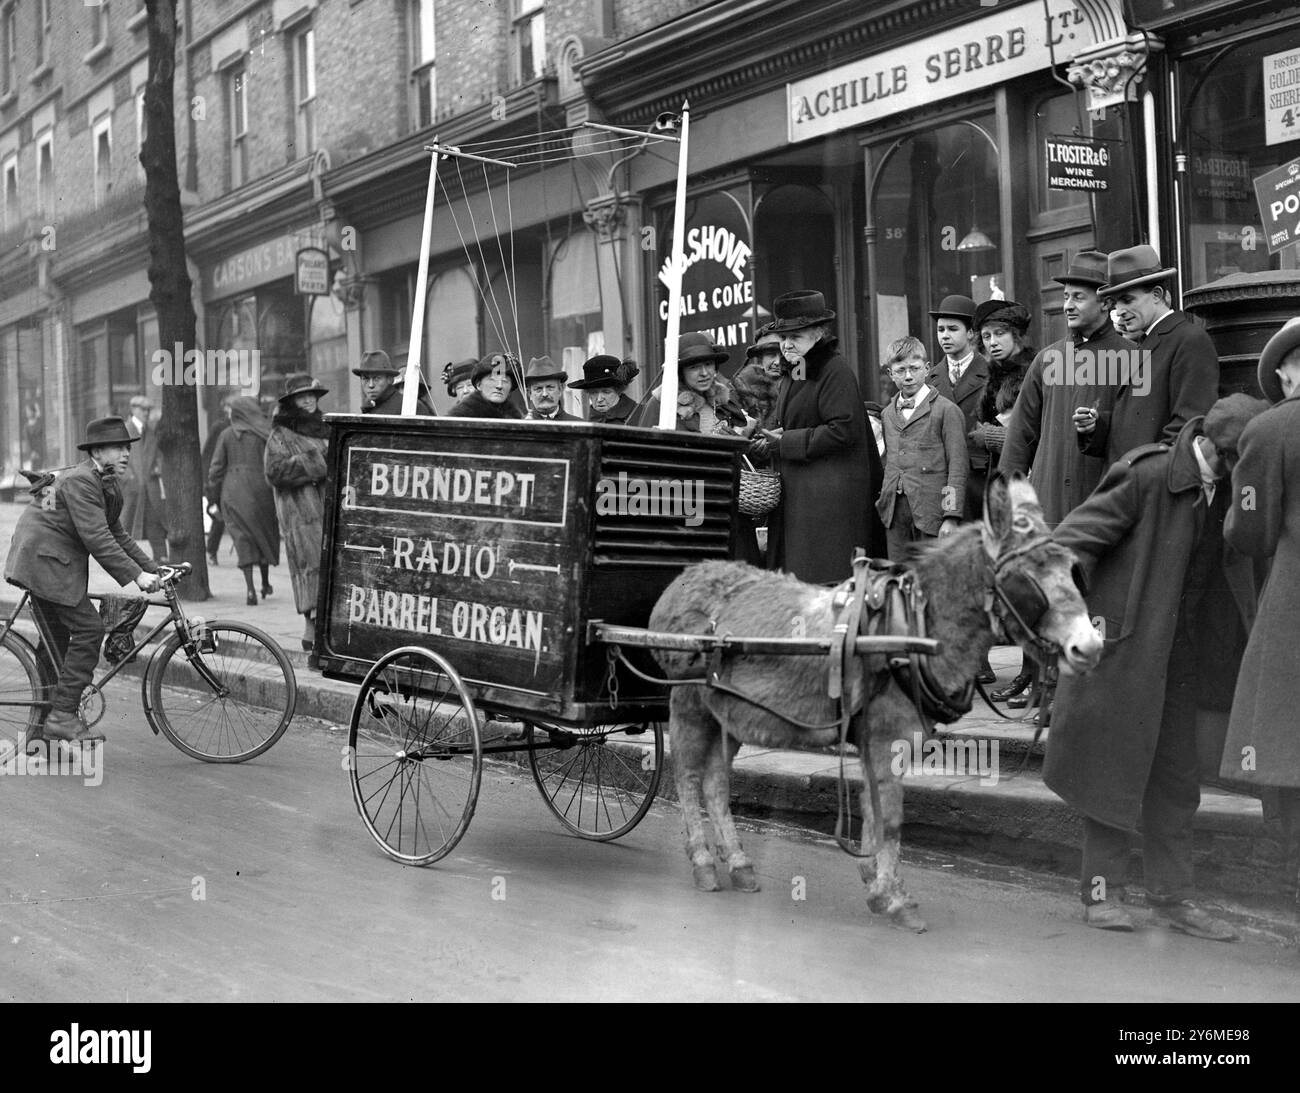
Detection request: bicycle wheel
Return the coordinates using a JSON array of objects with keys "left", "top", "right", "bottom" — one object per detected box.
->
[
  {"left": 348, "top": 646, "right": 482, "bottom": 866},
  {"left": 526, "top": 721, "right": 664, "bottom": 841},
  {"left": 146, "top": 620, "right": 297, "bottom": 763},
  {"left": 0, "top": 631, "right": 48, "bottom": 755}
]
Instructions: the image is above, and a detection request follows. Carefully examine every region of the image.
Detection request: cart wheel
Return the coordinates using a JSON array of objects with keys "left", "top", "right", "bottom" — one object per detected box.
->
[
  {"left": 526, "top": 721, "right": 664, "bottom": 841},
  {"left": 349, "top": 646, "right": 482, "bottom": 865}
]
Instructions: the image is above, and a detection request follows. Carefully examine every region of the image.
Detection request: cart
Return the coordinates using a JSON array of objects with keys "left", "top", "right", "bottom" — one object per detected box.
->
[{"left": 315, "top": 415, "right": 939, "bottom": 865}]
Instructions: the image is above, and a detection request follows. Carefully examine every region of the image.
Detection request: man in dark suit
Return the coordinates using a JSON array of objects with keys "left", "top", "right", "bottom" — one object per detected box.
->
[
  {"left": 1077, "top": 245, "right": 1219, "bottom": 468},
  {"left": 4, "top": 417, "right": 160, "bottom": 744},
  {"left": 120, "top": 394, "right": 168, "bottom": 560},
  {"left": 928, "top": 294, "right": 989, "bottom": 520}
]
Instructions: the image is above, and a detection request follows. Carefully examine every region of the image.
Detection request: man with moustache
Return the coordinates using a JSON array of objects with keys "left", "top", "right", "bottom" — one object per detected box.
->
[
  {"left": 522, "top": 357, "right": 583, "bottom": 421},
  {"left": 4, "top": 417, "right": 161, "bottom": 744}
]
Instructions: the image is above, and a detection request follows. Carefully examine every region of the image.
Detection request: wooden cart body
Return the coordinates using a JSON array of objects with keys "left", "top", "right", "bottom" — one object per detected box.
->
[{"left": 313, "top": 415, "right": 747, "bottom": 725}]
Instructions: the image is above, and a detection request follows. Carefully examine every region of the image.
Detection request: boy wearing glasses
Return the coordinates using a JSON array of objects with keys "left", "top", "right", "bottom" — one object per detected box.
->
[{"left": 876, "top": 336, "right": 968, "bottom": 560}]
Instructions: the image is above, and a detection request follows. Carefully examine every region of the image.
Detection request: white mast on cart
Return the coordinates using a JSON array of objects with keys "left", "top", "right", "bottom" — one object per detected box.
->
[{"left": 657, "top": 100, "right": 690, "bottom": 430}]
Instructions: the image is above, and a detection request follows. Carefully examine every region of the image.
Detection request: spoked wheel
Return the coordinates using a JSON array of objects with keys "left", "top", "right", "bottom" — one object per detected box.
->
[
  {"left": 146, "top": 621, "right": 297, "bottom": 763},
  {"left": 349, "top": 646, "right": 482, "bottom": 865},
  {"left": 0, "top": 632, "right": 48, "bottom": 757},
  {"left": 526, "top": 721, "right": 664, "bottom": 841}
]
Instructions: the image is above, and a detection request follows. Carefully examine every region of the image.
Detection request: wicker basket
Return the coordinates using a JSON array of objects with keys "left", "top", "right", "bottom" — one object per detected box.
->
[{"left": 738, "top": 457, "right": 782, "bottom": 517}]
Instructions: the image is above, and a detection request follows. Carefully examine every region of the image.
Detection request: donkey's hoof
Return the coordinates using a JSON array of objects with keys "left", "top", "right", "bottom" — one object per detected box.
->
[
  {"left": 730, "top": 864, "right": 761, "bottom": 893},
  {"left": 692, "top": 864, "right": 721, "bottom": 892},
  {"left": 889, "top": 905, "right": 929, "bottom": 933}
]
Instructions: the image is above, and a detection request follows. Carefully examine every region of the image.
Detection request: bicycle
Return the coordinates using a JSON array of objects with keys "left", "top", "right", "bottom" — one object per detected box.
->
[{"left": 0, "top": 563, "right": 297, "bottom": 763}]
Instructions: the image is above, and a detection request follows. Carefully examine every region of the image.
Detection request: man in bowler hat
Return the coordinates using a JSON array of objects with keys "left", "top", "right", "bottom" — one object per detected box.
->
[
  {"left": 928, "top": 294, "right": 990, "bottom": 519},
  {"left": 522, "top": 356, "right": 583, "bottom": 421},
  {"left": 354, "top": 349, "right": 435, "bottom": 415},
  {"left": 4, "top": 417, "right": 161, "bottom": 744},
  {"left": 1077, "top": 244, "right": 1218, "bottom": 470},
  {"left": 1000, "top": 250, "right": 1131, "bottom": 526}
]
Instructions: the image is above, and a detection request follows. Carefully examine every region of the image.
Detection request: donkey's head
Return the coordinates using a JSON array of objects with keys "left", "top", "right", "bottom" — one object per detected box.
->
[{"left": 981, "top": 473, "right": 1103, "bottom": 676}]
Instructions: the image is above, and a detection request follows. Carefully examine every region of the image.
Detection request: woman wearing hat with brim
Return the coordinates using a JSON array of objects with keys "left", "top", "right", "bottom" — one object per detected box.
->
[
  {"left": 762, "top": 290, "right": 885, "bottom": 581},
  {"left": 4, "top": 416, "right": 162, "bottom": 744},
  {"left": 569, "top": 355, "right": 641, "bottom": 425},
  {"left": 1218, "top": 319, "right": 1300, "bottom": 890},
  {"left": 446, "top": 353, "right": 525, "bottom": 420},
  {"left": 264, "top": 373, "right": 331, "bottom": 650}
]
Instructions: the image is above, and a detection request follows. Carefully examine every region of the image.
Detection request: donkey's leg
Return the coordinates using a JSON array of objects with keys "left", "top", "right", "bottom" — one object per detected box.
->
[
  {"left": 670, "top": 688, "right": 723, "bottom": 892},
  {"left": 861, "top": 711, "right": 927, "bottom": 932},
  {"left": 699, "top": 727, "right": 759, "bottom": 892}
]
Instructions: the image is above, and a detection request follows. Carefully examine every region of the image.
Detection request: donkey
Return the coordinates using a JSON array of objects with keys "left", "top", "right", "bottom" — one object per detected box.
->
[{"left": 648, "top": 474, "right": 1103, "bottom": 932}]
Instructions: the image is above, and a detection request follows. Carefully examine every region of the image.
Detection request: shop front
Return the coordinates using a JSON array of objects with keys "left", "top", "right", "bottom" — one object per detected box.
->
[{"left": 599, "top": 0, "right": 1143, "bottom": 401}]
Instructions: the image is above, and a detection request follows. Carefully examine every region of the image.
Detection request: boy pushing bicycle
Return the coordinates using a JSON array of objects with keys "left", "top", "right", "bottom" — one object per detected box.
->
[{"left": 4, "top": 417, "right": 161, "bottom": 745}]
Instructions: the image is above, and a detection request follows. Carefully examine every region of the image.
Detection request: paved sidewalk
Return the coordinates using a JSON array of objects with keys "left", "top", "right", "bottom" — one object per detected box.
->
[{"left": 1, "top": 500, "right": 1293, "bottom": 940}]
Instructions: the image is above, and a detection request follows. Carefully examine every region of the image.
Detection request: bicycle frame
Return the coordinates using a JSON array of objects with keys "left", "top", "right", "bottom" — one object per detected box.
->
[{"left": 0, "top": 567, "right": 226, "bottom": 720}]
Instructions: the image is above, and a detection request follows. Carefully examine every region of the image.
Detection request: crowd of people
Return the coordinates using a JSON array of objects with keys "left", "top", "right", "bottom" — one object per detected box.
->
[{"left": 7, "top": 241, "right": 1299, "bottom": 935}]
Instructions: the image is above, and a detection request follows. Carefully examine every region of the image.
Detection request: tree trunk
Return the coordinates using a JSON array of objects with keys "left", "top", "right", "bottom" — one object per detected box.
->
[{"left": 143, "top": 0, "right": 209, "bottom": 600}]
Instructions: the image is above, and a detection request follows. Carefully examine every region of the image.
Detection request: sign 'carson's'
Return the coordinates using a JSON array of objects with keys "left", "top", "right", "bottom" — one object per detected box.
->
[{"left": 787, "top": 0, "right": 1123, "bottom": 143}]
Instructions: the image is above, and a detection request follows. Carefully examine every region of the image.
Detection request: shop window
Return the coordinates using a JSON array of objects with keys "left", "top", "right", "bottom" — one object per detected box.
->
[
  {"left": 871, "top": 116, "right": 1003, "bottom": 365},
  {"left": 513, "top": 0, "right": 545, "bottom": 84},
  {"left": 379, "top": 266, "right": 414, "bottom": 356},
  {"left": 1034, "top": 91, "right": 1092, "bottom": 222},
  {"left": 424, "top": 267, "right": 479, "bottom": 412},
  {"left": 754, "top": 184, "right": 834, "bottom": 325},
  {"left": 548, "top": 232, "right": 602, "bottom": 366},
  {"left": 1181, "top": 26, "right": 1300, "bottom": 289},
  {"left": 409, "top": 0, "right": 435, "bottom": 131}
]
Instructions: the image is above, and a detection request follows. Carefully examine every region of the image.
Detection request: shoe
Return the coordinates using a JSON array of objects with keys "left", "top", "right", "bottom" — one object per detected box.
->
[
  {"left": 1083, "top": 900, "right": 1135, "bottom": 932},
  {"left": 246, "top": 591, "right": 258, "bottom": 606},
  {"left": 992, "top": 670, "right": 1033, "bottom": 702},
  {"left": 43, "top": 711, "right": 105, "bottom": 744},
  {"left": 1151, "top": 900, "right": 1239, "bottom": 942},
  {"left": 976, "top": 668, "right": 997, "bottom": 685},
  {"left": 301, "top": 638, "right": 314, "bottom": 652},
  {"left": 1007, "top": 691, "right": 1033, "bottom": 710},
  {"left": 260, "top": 585, "right": 273, "bottom": 597},
  {"left": 207, "top": 553, "right": 219, "bottom": 567}
]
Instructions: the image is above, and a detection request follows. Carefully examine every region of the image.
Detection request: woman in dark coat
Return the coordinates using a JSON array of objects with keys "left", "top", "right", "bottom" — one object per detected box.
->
[
  {"left": 446, "top": 354, "right": 525, "bottom": 420},
  {"left": 762, "top": 290, "right": 882, "bottom": 583},
  {"left": 208, "top": 396, "right": 280, "bottom": 605},
  {"left": 969, "top": 299, "right": 1038, "bottom": 701},
  {"left": 568, "top": 355, "right": 640, "bottom": 424},
  {"left": 265, "top": 374, "right": 330, "bottom": 650}
]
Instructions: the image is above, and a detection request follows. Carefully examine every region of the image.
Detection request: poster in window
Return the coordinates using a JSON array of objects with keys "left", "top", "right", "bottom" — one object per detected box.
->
[{"left": 1264, "top": 47, "right": 1300, "bottom": 147}]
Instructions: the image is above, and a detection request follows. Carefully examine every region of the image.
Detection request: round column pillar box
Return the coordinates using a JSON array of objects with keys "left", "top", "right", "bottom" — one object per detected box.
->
[{"left": 1182, "top": 271, "right": 1300, "bottom": 397}]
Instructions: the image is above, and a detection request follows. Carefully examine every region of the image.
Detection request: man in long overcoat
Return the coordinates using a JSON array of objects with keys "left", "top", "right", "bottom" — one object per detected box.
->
[
  {"left": 4, "top": 417, "right": 160, "bottom": 743},
  {"left": 1219, "top": 318, "right": 1300, "bottom": 895},
  {"left": 1046, "top": 399, "right": 1267, "bottom": 940},
  {"left": 1000, "top": 251, "right": 1132, "bottom": 527},
  {"left": 120, "top": 394, "right": 168, "bottom": 560},
  {"left": 1079, "top": 245, "right": 1219, "bottom": 467}
]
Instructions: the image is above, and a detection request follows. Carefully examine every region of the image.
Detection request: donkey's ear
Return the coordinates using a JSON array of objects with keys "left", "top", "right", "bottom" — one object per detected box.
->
[{"left": 982, "top": 471, "right": 1013, "bottom": 560}]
